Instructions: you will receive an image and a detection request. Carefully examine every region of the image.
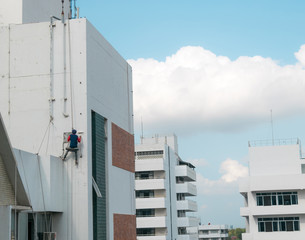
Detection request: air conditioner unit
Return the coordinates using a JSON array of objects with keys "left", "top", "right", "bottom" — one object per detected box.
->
[{"left": 43, "top": 232, "right": 56, "bottom": 240}]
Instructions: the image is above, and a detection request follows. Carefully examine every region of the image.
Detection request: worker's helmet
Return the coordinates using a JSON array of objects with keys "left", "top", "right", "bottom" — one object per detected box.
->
[{"left": 72, "top": 129, "right": 77, "bottom": 134}]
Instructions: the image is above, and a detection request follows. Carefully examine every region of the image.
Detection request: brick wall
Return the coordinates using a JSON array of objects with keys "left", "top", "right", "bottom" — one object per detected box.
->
[
  {"left": 112, "top": 123, "right": 135, "bottom": 173},
  {"left": 113, "top": 214, "right": 136, "bottom": 240}
]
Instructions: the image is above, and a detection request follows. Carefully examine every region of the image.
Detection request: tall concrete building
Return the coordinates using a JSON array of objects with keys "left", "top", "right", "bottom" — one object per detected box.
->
[
  {"left": 239, "top": 139, "right": 305, "bottom": 240},
  {"left": 135, "top": 135, "right": 199, "bottom": 240},
  {"left": 0, "top": 0, "right": 136, "bottom": 239}
]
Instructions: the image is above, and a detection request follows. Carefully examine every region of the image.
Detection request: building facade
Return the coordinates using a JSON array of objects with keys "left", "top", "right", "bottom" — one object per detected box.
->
[
  {"left": 198, "top": 224, "right": 229, "bottom": 240},
  {"left": 239, "top": 139, "right": 305, "bottom": 240},
  {"left": 0, "top": 1, "right": 136, "bottom": 239},
  {"left": 135, "top": 135, "right": 199, "bottom": 240}
]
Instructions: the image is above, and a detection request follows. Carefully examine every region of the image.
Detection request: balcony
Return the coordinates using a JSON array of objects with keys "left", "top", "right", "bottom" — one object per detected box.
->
[
  {"left": 175, "top": 165, "right": 196, "bottom": 182},
  {"left": 249, "top": 205, "right": 305, "bottom": 216},
  {"left": 135, "top": 179, "right": 166, "bottom": 191},
  {"left": 137, "top": 216, "right": 167, "bottom": 228},
  {"left": 240, "top": 207, "right": 250, "bottom": 217},
  {"left": 198, "top": 233, "right": 228, "bottom": 239},
  {"left": 176, "top": 182, "right": 197, "bottom": 196},
  {"left": 177, "top": 217, "right": 200, "bottom": 227},
  {"left": 136, "top": 158, "right": 165, "bottom": 172},
  {"left": 136, "top": 197, "right": 166, "bottom": 209},
  {"left": 176, "top": 199, "right": 197, "bottom": 212},
  {"left": 177, "top": 234, "right": 198, "bottom": 240}
]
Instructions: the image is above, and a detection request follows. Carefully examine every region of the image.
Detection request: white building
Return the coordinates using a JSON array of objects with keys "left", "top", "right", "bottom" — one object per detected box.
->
[
  {"left": 239, "top": 139, "right": 305, "bottom": 240},
  {"left": 0, "top": 0, "right": 136, "bottom": 239},
  {"left": 135, "top": 135, "right": 199, "bottom": 240},
  {"left": 198, "top": 224, "right": 229, "bottom": 240}
]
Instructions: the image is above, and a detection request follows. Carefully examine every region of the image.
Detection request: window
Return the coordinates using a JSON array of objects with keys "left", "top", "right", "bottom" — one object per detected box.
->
[
  {"left": 258, "top": 217, "right": 300, "bottom": 232},
  {"left": 135, "top": 171, "right": 154, "bottom": 180},
  {"left": 135, "top": 150, "right": 163, "bottom": 156},
  {"left": 177, "top": 193, "right": 185, "bottom": 201},
  {"left": 177, "top": 210, "right": 186, "bottom": 217},
  {"left": 137, "top": 228, "right": 155, "bottom": 236},
  {"left": 256, "top": 192, "right": 298, "bottom": 206},
  {"left": 136, "top": 209, "right": 155, "bottom": 217},
  {"left": 136, "top": 190, "right": 154, "bottom": 198}
]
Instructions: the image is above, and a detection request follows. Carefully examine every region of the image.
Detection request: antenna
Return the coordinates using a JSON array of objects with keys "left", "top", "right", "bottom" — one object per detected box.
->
[
  {"left": 61, "top": 0, "right": 65, "bottom": 22},
  {"left": 69, "top": 0, "right": 72, "bottom": 19},
  {"left": 74, "top": 0, "right": 77, "bottom": 19},
  {"left": 270, "top": 109, "right": 274, "bottom": 145}
]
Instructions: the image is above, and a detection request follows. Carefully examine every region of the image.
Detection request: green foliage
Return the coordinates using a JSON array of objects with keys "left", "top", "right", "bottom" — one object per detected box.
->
[{"left": 228, "top": 228, "right": 246, "bottom": 240}]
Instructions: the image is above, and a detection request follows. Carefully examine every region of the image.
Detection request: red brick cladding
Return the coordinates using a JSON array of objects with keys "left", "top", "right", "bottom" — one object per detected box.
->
[
  {"left": 112, "top": 123, "right": 135, "bottom": 173},
  {"left": 113, "top": 214, "right": 136, "bottom": 240}
]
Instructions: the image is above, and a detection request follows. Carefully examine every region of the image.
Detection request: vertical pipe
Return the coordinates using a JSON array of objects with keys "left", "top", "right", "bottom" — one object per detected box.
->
[
  {"left": 8, "top": 25, "right": 11, "bottom": 115},
  {"left": 49, "top": 18, "right": 55, "bottom": 122},
  {"left": 63, "top": 20, "right": 69, "bottom": 118}
]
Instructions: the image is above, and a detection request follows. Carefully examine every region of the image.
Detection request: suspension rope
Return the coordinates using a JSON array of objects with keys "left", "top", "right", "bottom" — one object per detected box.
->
[{"left": 37, "top": 120, "right": 52, "bottom": 155}]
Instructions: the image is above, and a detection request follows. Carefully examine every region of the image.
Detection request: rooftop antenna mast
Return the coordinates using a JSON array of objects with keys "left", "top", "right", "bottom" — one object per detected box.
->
[
  {"left": 61, "top": 0, "right": 65, "bottom": 22},
  {"left": 69, "top": 0, "right": 72, "bottom": 19},
  {"left": 74, "top": 0, "right": 77, "bottom": 19},
  {"left": 270, "top": 109, "right": 274, "bottom": 145}
]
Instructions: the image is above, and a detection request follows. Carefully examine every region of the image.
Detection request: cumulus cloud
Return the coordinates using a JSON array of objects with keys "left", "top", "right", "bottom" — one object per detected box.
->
[
  {"left": 196, "top": 158, "right": 248, "bottom": 195},
  {"left": 220, "top": 159, "right": 248, "bottom": 183},
  {"left": 128, "top": 45, "right": 305, "bottom": 135}
]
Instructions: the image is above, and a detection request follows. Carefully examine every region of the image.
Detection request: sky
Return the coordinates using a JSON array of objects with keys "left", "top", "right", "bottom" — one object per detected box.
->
[{"left": 77, "top": 0, "right": 305, "bottom": 227}]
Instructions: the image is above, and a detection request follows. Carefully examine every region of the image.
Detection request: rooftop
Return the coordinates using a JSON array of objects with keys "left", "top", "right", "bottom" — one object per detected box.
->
[{"left": 248, "top": 138, "right": 300, "bottom": 147}]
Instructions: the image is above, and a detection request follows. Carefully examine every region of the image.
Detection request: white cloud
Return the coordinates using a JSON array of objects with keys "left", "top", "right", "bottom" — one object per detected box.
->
[
  {"left": 195, "top": 158, "right": 248, "bottom": 196},
  {"left": 295, "top": 45, "right": 305, "bottom": 66},
  {"left": 220, "top": 159, "right": 248, "bottom": 183},
  {"left": 128, "top": 45, "right": 305, "bottom": 135}
]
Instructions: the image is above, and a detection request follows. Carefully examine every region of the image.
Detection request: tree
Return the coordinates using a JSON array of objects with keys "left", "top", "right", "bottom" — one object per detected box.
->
[{"left": 228, "top": 228, "right": 245, "bottom": 240}]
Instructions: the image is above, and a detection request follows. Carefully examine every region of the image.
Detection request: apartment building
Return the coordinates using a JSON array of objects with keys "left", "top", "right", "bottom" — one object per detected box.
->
[
  {"left": 239, "top": 139, "right": 305, "bottom": 240},
  {"left": 198, "top": 224, "right": 229, "bottom": 240},
  {"left": 0, "top": 0, "right": 135, "bottom": 239},
  {"left": 135, "top": 135, "right": 199, "bottom": 240}
]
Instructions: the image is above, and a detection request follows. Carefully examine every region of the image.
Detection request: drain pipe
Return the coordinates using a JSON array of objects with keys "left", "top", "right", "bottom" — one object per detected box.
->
[{"left": 49, "top": 16, "right": 60, "bottom": 122}]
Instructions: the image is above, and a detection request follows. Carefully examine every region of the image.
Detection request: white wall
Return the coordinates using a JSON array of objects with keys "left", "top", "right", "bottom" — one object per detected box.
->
[
  {"left": 85, "top": 19, "right": 135, "bottom": 240},
  {"left": 249, "top": 144, "right": 301, "bottom": 176},
  {"left": 240, "top": 144, "right": 305, "bottom": 240},
  {"left": 165, "top": 145, "right": 179, "bottom": 240},
  {"left": 0, "top": 206, "right": 11, "bottom": 240},
  {"left": 0, "top": 17, "right": 135, "bottom": 240},
  {"left": 0, "top": 0, "right": 70, "bottom": 25}
]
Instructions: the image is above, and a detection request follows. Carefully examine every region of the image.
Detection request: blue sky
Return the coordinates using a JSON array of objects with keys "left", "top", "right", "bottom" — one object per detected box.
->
[{"left": 78, "top": 0, "right": 305, "bottom": 227}]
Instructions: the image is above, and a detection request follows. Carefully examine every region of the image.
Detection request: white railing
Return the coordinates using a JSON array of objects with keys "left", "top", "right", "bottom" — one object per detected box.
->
[
  {"left": 175, "top": 165, "right": 196, "bottom": 181},
  {"left": 248, "top": 138, "right": 300, "bottom": 147}
]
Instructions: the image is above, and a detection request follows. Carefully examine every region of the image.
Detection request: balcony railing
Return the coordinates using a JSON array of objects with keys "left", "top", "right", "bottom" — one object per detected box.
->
[
  {"left": 135, "top": 158, "right": 165, "bottom": 171},
  {"left": 175, "top": 165, "right": 196, "bottom": 182},
  {"left": 176, "top": 182, "right": 197, "bottom": 196},
  {"left": 136, "top": 197, "right": 166, "bottom": 209},
  {"left": 137, "top": 216, "right": 167, "bottom": 228},
  {"left": 176, "top": 199, "right": 197, "bottom": 212},
  {"left": 135, "top": 179, "right": 166, "bottom": 190}
]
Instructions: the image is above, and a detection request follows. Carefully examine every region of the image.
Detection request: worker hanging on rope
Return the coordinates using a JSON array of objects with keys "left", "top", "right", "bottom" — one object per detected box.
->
[{"left": 62, "top": 129, "right": 81, "bottom": 164}]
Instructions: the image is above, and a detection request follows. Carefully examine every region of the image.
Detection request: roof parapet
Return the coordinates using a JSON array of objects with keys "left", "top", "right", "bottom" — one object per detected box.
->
[{"left": 248, "top": 138, "right": 300, "bottom": 147}]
